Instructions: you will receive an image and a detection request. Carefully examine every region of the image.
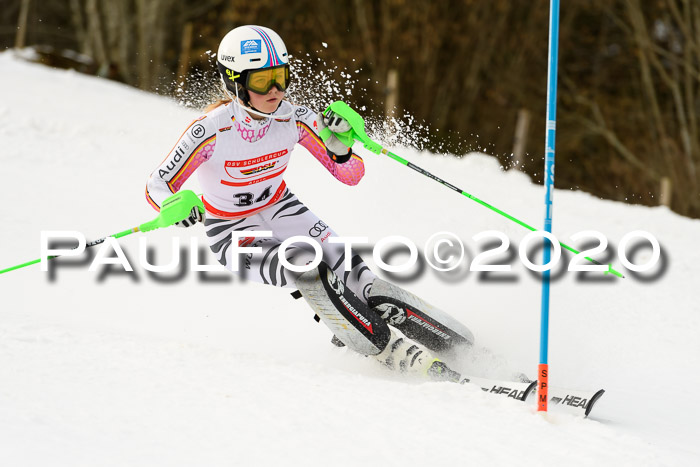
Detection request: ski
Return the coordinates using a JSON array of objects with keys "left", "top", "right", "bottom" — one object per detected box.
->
[
  {"left": 321, "top": 326, "right": 605, "bottom": 416},
  {"left": 458, "top": 374, "right": 605, "bottom": 417},
  {"left": 459, "top": 375, "right": 536, "bottom": 402},
  {"left": 541, "top": 385, "right": 606, "bottom": 417}
]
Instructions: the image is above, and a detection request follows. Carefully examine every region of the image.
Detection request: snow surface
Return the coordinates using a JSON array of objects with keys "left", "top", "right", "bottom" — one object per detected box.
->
[{"left": 1, "top": 52, "right": 699, "bottom": 467}]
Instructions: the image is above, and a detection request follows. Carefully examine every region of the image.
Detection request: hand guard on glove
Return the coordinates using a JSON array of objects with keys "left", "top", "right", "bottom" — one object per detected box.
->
[
  {"left": 323, "top": 110, "right": 352, "bottom": 134},
  {"left": 175, "top": 206, "right": 205, "bottom": 228},
  {"left": 316, "top": 111, "right": 353, "bottom": 163}
]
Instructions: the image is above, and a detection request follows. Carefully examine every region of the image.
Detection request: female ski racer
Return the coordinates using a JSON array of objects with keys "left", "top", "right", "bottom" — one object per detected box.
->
[{"left": 145, "top": 25, "right": 474, "bottom": 380}]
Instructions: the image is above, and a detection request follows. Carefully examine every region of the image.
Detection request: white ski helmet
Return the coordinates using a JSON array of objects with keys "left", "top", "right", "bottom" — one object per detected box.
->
[{"left": 217, "top": 25, "right": 290, "bottom": 106}]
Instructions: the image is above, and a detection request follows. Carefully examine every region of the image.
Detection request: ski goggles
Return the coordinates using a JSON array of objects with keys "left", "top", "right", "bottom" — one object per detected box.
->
[{"left": 244, "top": 65, "right": 290, "bottom": 95}]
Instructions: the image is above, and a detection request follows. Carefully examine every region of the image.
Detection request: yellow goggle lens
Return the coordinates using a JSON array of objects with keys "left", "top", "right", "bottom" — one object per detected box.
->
[{"left": 246, "top": 66, "right": 289, "bottom": 94}]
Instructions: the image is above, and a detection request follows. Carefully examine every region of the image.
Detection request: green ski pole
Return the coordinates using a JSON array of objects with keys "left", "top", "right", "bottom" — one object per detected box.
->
[
  {"left": 322, "top": 101, "right": 623, "bottom": 278},
  {"left": 0, "top": 190, "right": 204, "bottom": 275}
]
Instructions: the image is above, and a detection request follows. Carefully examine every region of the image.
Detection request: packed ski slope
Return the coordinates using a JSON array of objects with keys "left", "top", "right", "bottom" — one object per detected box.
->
[{"left": 1, "top": 52, "right": 699, "bottom": 467}]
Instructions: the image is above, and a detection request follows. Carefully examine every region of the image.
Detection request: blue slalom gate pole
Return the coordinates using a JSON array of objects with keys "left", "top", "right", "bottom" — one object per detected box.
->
[{"left": 538, "top": 0, "right": 560, "bottom": 413}]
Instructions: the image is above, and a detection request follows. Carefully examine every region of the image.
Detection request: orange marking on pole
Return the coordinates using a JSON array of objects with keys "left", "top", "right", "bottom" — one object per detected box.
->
[{"left": 538, "top": 364, "right": 548, "bottom": 412}]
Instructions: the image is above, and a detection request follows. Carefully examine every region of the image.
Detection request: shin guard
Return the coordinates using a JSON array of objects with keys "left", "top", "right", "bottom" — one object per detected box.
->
[
  {"left": 296, "top": 263, "right": 391, "bottom": 356},
  {"left": 368, "top": 278, "right": 474, "bottom": 353}
]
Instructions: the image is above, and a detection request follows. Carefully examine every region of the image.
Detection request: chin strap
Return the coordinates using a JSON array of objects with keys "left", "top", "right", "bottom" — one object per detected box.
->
[{"left": 221, "top": 80, "right": 293, "bottom": 120}]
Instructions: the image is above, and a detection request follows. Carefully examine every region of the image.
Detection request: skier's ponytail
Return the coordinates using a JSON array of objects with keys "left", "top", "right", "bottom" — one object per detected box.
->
[{"left": 204, "top": 98, "right": 232, "bottom": 113}]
